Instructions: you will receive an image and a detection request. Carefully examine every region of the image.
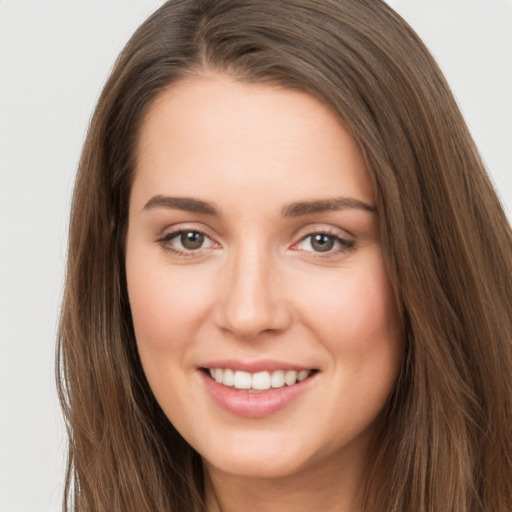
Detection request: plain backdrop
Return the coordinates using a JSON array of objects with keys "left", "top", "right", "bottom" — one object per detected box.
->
[{"left": 0, "top": 1, "right": 511, "bottom": 510}]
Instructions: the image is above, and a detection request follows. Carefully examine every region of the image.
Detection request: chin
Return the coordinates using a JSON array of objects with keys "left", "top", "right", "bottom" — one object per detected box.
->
[{"left": 203, "top": 449, "right": 311, "bottom": 480}]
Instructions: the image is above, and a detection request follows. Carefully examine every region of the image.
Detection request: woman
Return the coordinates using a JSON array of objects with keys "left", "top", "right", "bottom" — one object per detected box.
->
[{"left": 57, "top": 0, "right": 512, "bottom": 511}]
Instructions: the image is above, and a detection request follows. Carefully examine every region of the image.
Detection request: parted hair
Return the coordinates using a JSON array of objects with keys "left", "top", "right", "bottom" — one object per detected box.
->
[{"left": 57, "top": 1, "right": 512, "bottom": 510}]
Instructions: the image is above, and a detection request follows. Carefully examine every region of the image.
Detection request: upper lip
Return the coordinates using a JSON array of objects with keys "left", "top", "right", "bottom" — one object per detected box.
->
[{"left": 199, "top": 359, "right": 316, "bottom": 373}]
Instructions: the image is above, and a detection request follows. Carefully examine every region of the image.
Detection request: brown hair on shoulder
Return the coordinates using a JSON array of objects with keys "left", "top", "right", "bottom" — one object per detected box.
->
[{"left": 58, "top": 1, "right": 512, "bottom": 510}]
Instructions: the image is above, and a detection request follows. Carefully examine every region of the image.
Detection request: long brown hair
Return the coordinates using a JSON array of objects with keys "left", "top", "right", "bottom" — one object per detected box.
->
[{"left": 57, "top": 1, "right": 512, "bottom": 510}]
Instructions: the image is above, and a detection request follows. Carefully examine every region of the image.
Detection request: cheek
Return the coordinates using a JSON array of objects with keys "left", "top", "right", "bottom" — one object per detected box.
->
[
  {"left": 127, "top": 264, "right": 214, "bottom": 352},
  {"left": 295, "top": 256, "right": 402, "bottom": 365},
  {"left": 295, "top": 259, "right": 403, "bottom": 433},
  {"left": 126, "top": 263, "right": 216, "bottom": 414}
]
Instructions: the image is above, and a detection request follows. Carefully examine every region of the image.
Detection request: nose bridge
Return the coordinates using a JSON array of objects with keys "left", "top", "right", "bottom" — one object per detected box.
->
[{"left": 216, "top": 240, "right": 289, "bottom": 338}]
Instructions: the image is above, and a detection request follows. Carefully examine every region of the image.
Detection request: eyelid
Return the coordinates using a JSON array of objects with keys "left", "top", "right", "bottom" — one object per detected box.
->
[
  {"left": 156, "top": 222, "right": 219, "bottom": 241},
  {"left": 291, "top": 224, "right": 353, "bottom": 243}
]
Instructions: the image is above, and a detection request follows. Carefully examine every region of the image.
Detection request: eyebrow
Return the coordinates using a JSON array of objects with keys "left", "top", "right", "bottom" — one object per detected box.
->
[
  {"left": 281, "top": 197, "right": 375, "bottom": 217},
  {"left": 143, "top": 195, "right": 220, "bottom": 215},
  {"left": 142, "top": 195, "right": 375, "bottom": 217}
]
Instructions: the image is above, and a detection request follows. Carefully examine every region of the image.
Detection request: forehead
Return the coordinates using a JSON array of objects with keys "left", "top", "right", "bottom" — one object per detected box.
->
[{"left": 132, "top": 73, "right": 373, "bottom": 211}]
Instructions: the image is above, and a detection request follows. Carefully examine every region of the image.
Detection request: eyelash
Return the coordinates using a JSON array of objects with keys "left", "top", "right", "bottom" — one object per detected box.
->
[
  {"left": 293, "top": 231, "right": 355, "bottom": 257},
  {"left": 156, "top": 230, "right": 219, "bottom": 257},
  {"left": 156, "top": 229, "right": 356, "bottom": 258}
]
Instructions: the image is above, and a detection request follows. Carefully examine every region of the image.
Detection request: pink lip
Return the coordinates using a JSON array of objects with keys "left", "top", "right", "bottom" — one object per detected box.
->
[
  {"left": 199, "top": 369, "right": 318, "bottom": 419},
  {"left": 199, "top": 359, "right": 313, "bottom": 373}
]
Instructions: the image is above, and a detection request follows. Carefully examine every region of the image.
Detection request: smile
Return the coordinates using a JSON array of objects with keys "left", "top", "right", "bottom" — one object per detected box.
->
[
  {"left": 207, "top": 368, "right": 313, "bottom": 392},
  {"left": 199, "top": 365, "right": 319, "bottom": 418}
]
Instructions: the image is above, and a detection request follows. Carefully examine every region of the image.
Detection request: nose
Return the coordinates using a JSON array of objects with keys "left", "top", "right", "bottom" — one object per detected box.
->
[{"left": 214, "top": 246, "right": 292, "bottom": 339}]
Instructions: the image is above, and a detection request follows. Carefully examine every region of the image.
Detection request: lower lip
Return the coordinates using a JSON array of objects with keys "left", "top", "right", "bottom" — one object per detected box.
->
[{"left": 199, "top": 371, "right": 317, "bottom": 418}]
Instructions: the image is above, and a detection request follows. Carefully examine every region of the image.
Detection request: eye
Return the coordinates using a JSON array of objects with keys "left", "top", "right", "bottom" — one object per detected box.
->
[
  {"left": 295, "top": 232, "right": 354, "bottom": 254},
  {"left": 177, "top": 231, "right": 206, "bottom": 250},
  {"left": 157, "top": 229, "right": 218, "bottom": 254}
]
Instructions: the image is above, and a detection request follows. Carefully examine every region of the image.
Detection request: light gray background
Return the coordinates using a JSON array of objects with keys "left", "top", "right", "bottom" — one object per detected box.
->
[{"left": 0, "top": 1, "right": 510, "bottom": 510}]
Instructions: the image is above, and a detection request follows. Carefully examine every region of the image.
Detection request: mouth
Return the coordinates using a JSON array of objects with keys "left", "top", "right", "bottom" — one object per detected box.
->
[
  {"left": 201, "top": 367, "right": 318, "bottom": 393},
  {"left": 199, "top": 363, "right": 319, "bottom": 418}
]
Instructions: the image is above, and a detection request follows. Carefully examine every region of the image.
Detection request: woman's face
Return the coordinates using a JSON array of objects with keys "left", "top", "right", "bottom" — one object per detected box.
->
[{"left": 126, "top": 74, "right": 403, "bottom": 480}]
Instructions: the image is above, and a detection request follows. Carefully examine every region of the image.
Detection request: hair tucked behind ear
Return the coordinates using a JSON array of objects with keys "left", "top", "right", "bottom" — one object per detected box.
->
[{"left": 58, "top": 1, "right": 512, "bottom": 511}]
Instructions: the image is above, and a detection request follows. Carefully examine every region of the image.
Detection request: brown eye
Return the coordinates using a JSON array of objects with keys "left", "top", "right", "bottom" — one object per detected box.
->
[
  {"left": 157, "top": 229, "right": 218, "bottom": 256},
  {"left": 180, "top": 231, "right": 205, "bottom": 250},
  {"left": 310, "top": 234, "right": 335, "bottom": 252},
  {"left": 293, "top": 231, "right": 355, "bottom": 256}
]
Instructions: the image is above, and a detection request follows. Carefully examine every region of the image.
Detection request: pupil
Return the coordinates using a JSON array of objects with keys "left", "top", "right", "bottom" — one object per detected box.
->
[
  {"left": 312, "top": 234, "right": 334, "bottom": 252},
  {"left": 181, "top": 231, "right": 204, "bottom": 250}
]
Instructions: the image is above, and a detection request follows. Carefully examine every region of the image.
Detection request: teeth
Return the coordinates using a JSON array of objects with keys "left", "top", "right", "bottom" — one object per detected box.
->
[
  {"left": 223, "top": 368, "right": 235, "bottom": 387},
  {"left": 252, "top": 371, "right": 271, "bottom": 390},
  {"left": 207, "top": 368, "right": 313, "bottom": 390},
  {"left": 270, "top": 370, "right": 285, "bottom": 388},
  {"left": 297, "top": 370, "right": 309, "bottom": 382},
  {"left": 234, "top": 371, "right": 252, "bottom": 389},
  {"left": 284, "top": 370, "right": 297, "bottom": 386}
]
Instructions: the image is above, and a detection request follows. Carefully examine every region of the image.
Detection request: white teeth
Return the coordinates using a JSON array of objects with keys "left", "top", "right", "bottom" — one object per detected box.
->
[
  {"left": 234, "top": 370, "right": 252, "bottom": 389},
  {"left": 270, "top": 370, "right": 285, "bottom": 388},
  {"left": 284, "top": 370, "right": 297, "bottom": 386},
  {"left": 252, "top": 371, "right": 271, "bottom": 390},
  {"left": 297, "top": 370, "right": 309, "bottom": 382},
  {"left": 214, "top": 368, "right": 223, "bottom": 383},
  {"left": 207, "top": 368, "right": 313, "bottom": 390},
  {"left": 223, "top": 368, "right": 235, "bottom": 387}
]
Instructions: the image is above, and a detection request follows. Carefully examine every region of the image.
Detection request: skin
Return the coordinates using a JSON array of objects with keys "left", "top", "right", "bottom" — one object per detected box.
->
[{"left": 125, "top": 73, "right": 403, "bottom": 512}]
